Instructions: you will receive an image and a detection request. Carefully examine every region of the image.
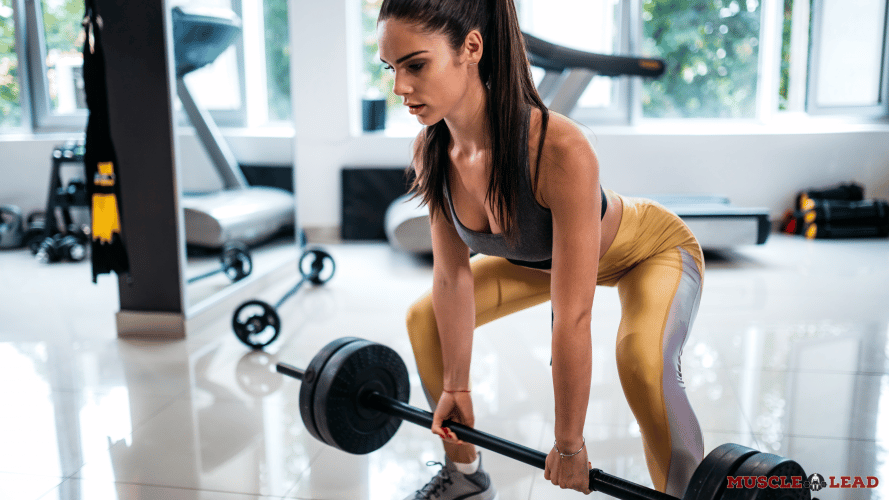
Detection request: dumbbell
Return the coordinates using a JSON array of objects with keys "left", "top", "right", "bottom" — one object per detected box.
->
[
  {"left": 187, "top": 241, "right": 253, "bottom": 284},
  {"left": 231, "top": 247, "right": 335, "bottom": 349},
  {"left": 36, "top": 233, "right": 88, "bottom": 263},
  {"left": 277, "top": 337, "right": 812, "bottom": 500}
]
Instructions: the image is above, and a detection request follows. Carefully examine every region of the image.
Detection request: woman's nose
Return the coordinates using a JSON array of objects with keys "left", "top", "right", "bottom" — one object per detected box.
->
[{"left": 392, "top": 72, "right": 411, "bottom": 97}]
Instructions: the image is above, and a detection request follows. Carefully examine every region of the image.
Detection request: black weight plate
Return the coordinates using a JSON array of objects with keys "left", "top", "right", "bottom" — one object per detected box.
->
[
  {"left": 722, "top": 452, "right": 811, "bottom": 500},
  {"left": 299, "top": 248, "right": 336, "bottom": 285},
  {"left": 232, "top": 300, "right": 281, "bottom": 349},
  {"left": 313, "top": 340, "right": 410, "bottom": 455},
  {"left": 223, "top": 249, "right": 252, "bottom": 282},
  {"left": 222, "top": 242, "right": 252, "bottom": 282},
  {"left": 60, "top": 235, "right": 87, "bottom": 262},
  {"left": 683, "top": 443, "right": 761, "bottom": 500},
  {"left": 298, "top": 337, "right": 364, "bottom": 446}
]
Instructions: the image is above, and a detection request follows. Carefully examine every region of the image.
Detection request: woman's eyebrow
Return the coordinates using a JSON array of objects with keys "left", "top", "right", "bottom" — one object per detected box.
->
[{"left": 381, "top": 50, "right": 429, "bottom": 65}]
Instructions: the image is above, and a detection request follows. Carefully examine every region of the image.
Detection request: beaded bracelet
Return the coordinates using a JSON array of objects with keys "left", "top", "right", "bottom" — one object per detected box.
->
[{"left": 554, "top": 438, "right": 585, "bottom": 458}]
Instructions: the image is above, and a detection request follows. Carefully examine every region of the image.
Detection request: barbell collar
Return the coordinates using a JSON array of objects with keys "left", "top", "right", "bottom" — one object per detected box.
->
[{"left": 361, "top": 391, "right": 678, "bottom": 500}]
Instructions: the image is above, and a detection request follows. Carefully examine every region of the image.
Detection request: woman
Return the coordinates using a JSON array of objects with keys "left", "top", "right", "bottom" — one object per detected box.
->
[{"left": 377, "top": 1, "right": 705, "bottom": 498}]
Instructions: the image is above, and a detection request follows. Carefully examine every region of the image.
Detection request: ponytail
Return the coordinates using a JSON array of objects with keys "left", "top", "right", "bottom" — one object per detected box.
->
[{"left": 380, "top": 0, "right": 549, "bottom": 242}]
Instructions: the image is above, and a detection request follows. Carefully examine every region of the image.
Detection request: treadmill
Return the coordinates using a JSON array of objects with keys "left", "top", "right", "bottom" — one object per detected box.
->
[
  {"left": 172, "top": 6, "right": 294, "bottom": 249},
  {"left": 386, "top": 32, "right": 769, "bottom": 252}
]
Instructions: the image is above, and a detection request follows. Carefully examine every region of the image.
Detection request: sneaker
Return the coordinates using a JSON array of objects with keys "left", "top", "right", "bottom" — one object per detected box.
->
[{"left": 403, "top": 452, "right": 497, "bottom": 500}]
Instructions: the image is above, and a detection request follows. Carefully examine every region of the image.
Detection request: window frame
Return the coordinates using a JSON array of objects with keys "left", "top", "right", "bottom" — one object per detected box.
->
[
  {"left": 8, "top": 0, "right": 31, "bottom": 131},
  {"left": 15, "top": 0, "right": 251, "bottom": 134},
  {"left": 521, "top": 0, "right": 633, "bottom": 125},
  {"left": 805, "top": 0, "right": 889, "bottom": 117},
  {"left": 24, "top": 0, "right": 88, "bottom": 132}
]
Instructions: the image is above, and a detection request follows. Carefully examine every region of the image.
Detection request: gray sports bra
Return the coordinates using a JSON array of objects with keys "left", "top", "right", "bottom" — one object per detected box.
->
[{"left": 444, "top": 109, "right": 606, "bottom": 270}]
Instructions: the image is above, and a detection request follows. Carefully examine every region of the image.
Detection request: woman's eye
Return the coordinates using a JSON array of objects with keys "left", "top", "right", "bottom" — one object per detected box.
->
[
  {"left": 408, "top": 63, "right": 424, "bottom": 72},
  {"left": 383, "top": 65, "right": 394, "bottom": 72}
]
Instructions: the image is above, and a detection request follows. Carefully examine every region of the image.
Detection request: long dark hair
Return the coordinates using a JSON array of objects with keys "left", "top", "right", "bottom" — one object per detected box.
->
[{"left": 379, "top": 0, "right": 549, "bottom": 241}]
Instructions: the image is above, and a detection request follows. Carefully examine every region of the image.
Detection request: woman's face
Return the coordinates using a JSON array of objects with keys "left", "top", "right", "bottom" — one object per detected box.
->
[{"left": 377, "top": 18, "right": 478, "bottom": 126}]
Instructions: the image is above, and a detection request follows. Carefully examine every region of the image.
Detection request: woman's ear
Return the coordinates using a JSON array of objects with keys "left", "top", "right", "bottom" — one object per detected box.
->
[{"left": 462, "top": 29, "right": 484, "bottom": 66}]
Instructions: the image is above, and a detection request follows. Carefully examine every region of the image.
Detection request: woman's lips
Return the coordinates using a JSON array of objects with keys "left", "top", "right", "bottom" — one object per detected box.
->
[{"left": 408, "top": 104, "right": 425, "bottom": 114}]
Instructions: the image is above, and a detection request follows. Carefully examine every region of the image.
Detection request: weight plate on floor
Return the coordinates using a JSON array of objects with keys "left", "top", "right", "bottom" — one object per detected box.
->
[
  {"left": 232, "top": 300, "right": 281, "bottom": 349},
  {"left": 60, "top": 235, "right": 87, "bottom": 262},
  {"left": 299, "top": 248, "right": 335, "bottom": 285},
  {"left": 298, "top": 337, "right": 364, "bottom": 445},
  {"left": 313, "top": 340, "right": 410, "bottom": 455},
  {"left": 222, "top": 242, "right": 252, "bottom": 282},
  {"left": 683, "top": 443, "right": 761, "bottom": 500},
  {"left": 722, "top": 451, "right": 811, "bottom": 500}
]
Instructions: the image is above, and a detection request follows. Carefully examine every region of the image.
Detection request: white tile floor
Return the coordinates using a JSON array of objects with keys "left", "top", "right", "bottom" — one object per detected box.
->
[{"left": 1, "top": 233, "right": 887, "bottom": 500}]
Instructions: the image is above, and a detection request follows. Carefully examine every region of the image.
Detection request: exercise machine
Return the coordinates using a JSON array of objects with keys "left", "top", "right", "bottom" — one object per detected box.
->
[{"left": 173, "top": 6, "right": 294, "bottom": 248}]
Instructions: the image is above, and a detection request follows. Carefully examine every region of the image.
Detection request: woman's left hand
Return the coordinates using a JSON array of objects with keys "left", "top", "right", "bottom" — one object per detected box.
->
[{"left": 544, "top": 440, "right": 592, "bottom": 494}]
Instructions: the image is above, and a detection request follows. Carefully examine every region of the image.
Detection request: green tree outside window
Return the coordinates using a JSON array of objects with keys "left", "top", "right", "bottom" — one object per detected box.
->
[
  {"left": 642, "top": 0, "right": 762, "bottom": 118},
  {"left": 1, "top": 0, "right": 21, "bottom": 128}
]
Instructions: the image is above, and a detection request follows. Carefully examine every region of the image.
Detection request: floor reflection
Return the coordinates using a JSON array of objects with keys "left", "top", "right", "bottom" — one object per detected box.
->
[{"left": 2, "top": 237, "right": 888, "bottom": 499}]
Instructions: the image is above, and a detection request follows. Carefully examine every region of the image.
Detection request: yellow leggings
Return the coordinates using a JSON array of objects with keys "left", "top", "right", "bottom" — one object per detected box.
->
[{"left": 405, "top": 193, "right": 705, "bottom": 497}]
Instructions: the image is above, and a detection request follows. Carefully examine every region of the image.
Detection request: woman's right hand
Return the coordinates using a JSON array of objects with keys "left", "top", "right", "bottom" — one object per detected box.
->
[{"left": 431, "top": 390, "right": 474, "bottom": 445}]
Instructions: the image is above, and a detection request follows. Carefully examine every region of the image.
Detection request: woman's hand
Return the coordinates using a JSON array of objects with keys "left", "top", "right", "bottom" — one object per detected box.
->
[
  {"left": 431, "top": 390, "right": 474, "bottom": 445},
  {"left": 544, "top": 439, "right": 592, "bottom": 494}
]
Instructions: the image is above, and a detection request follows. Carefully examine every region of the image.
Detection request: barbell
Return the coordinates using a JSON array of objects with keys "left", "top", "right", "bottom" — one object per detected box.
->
[
  {"left": 187, "top": 241, "right": 253, "bottom": 284},
  {"left": 232, "top": 247, "right": 335, "bottom": 349},
  {"left": 276, "top": 337, "right": 812, "bottom": 500}
]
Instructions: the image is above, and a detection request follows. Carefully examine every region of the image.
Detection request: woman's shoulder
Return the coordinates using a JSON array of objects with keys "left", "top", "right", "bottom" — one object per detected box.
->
[{"left": 528, "top": 108, "right": 595, "bottom": 168}]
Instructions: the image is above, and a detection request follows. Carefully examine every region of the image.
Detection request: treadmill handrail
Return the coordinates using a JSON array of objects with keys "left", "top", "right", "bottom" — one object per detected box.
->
[{"left": 522, "top": 32, "right": 665, "bottom": 78}]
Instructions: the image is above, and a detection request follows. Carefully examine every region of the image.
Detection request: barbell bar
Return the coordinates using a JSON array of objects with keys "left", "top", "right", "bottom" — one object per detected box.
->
[
  {"left": 275, "top": 337, "right": 812, "bottom": 500},
  {"left": 187, "top": 241, "right": 253, "bottom": 284}
]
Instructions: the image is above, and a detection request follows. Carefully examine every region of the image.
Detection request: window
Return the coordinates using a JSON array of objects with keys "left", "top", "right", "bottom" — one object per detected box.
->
[
  {"left": 807, "top": 0, "right": 889, "bottom": 115},
  {"left": 359, "top": 0, "right": 888, "bottom": 128},
  {"left": 2, "top": 0, "right": 291, "bottom": 134},
  {"left": 518, "top": 0, "right": 626, "bottom": 122},
  {"left": 23, "top": 0, "right": 87, "bottom": 131},
  {"left": 642, "top": 0, "right": 763, "bottom": 119},
  {"left": 264, "top": 0, "right": 291, "bottom": 123},
  {"left": 170, "top": 0, "right": 246, "bottom": 128},
  {"left": 1, "top": 0, "right": 22, "bottom": 129}
]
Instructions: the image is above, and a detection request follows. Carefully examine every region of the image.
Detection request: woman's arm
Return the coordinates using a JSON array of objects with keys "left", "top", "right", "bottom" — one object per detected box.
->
[
  {"left": 538, "top": 116, "right": 602, "bottom": 452},
  {"left": 430, "top": 209, "right": 475, "bottom": 392},
  {"left": 411, "top": 133, "right": 475, "bottom": 394}
]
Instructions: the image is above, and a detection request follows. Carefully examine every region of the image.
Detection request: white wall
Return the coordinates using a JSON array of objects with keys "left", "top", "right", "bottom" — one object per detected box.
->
[{"left": 2, "top": 0, "right": 888, "bottom": 231}]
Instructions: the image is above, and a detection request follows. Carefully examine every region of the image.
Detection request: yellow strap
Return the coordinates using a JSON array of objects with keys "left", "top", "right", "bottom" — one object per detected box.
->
[
  {"left": 92, "top": 193, "right": 121, "bottom": 244},
  {"left": 95, "top": 161, "right": 116, "bottom": 187}
]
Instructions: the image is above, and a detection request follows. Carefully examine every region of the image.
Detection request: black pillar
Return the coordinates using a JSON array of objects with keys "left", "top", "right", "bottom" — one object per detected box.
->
[{"left": 97, "top": 0, "right": 186, "bottom": 337}]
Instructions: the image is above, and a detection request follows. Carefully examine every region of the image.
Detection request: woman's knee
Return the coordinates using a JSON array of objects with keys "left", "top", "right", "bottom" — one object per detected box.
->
[
  {"left": 615, "top": 331, "right": 664, "bottom": 393},
  {"left": 405, "top": 294, "right": 436, "bottom": 343}
]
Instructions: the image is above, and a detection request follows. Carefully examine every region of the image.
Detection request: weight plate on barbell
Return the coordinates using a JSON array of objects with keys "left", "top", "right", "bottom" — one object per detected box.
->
[
  {"left": 312, "top": 340, "right": 410, "bottom": 455},
  {"left": 299, "top": 248, "right": 335, "bottom": 285},
  {"left": 298, "top": 337, "right": 364, "bottom": 446},
  {"left": 683, "top": 443, "right": 761, "bottom": 500},
  {"left": 721, "top": 451, "right": 810, "bottom": 500},
  {"left": 232, "top": 300, "right": 281, "bottom": 349}
]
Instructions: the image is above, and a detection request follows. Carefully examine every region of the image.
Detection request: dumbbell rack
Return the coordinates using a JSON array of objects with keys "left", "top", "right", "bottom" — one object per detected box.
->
[{"left": 42, "top": 139, "right": 90, "bottom": 242}]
